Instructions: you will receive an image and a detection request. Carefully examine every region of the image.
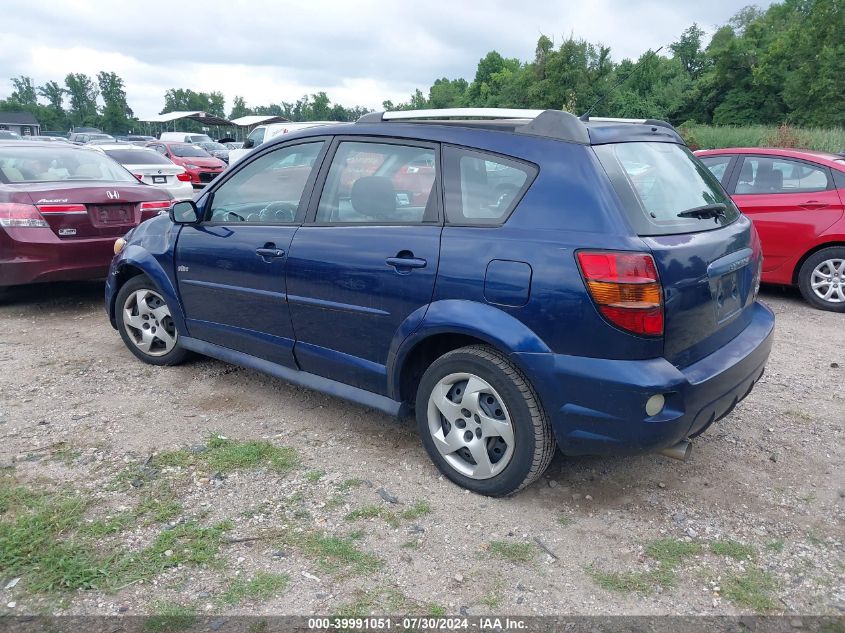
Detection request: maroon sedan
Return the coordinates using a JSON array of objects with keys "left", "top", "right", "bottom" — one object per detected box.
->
[
  {"left": 144, "top": 141, "right": 226, "bottom": 188},
  {"left": 0, "top": 141, "right": 173, "bottom": 294}
]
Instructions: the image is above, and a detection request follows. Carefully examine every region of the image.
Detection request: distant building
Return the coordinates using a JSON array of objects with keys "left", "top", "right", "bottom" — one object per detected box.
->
[{"left": 0, "top": 111, "right": 41, "bottom": 136}]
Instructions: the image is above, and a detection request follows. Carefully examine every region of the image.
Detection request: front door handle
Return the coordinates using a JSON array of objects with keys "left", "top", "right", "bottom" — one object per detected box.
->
[
  {"left": 255, "top": 247, "right": 285, "bottom": 259},
  {"left": 386, "top": 256, "right": 427, "bottom": 270},
  {"left": 799, "top": 201, "right": 829, "bottom": 210}
]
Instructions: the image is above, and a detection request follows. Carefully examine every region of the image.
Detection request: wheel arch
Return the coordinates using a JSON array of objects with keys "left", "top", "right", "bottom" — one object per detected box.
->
[
  {"left": 109, "top": 246, "right": 185, "bottom": 332},
  {"left": 792, "top": 240, "right": 845, "bottom": 284},
  {"left": 388, "top": 300, "right": 551, "bottom": 405}
]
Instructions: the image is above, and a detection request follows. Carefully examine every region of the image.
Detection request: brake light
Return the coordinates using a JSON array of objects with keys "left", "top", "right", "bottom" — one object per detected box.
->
[
  {"left": 577, "top": 251, "right": 664, "bottom": 337},
  {"left": 134, "top": 174, "right": 144, "bottom": 181},
  {"left": 0, "top": 203, "right": 49, "bottom": 228},
  {"left": 36, "top": 204, "right": 87, "bottom": 215},
  {"left": 139, "top": 201, "right": 172, "bottom": 213},
  {"left": 176, "top": 172, "right": 191, "bottom": 182}
]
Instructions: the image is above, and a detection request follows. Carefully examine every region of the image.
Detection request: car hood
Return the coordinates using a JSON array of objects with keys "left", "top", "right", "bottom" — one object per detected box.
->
[{"left": 172, "top": 156, "right": 225, "bottom": 168}]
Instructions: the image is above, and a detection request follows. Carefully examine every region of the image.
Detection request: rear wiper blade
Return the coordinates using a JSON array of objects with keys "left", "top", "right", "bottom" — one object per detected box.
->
[{"left": 677, "top": 203, "right": 727, "bottom": 220}]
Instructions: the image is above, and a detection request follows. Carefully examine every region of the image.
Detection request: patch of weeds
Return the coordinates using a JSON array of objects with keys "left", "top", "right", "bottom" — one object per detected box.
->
[
  {"left": 305, "top": 469, "right": 325, "bottom": 483},
  {"left": 81, "top": 487, "right": 182, "bottom": 537},
  {"left": 51, "top": 444, "right": 82, "bottom": 466},
  {"left": 557, "top": 514, "right": 575, "bottom": 526},
  {"left": 143, "top": 602, "right": 197, "bottom": 632},
  {"left": 721, "top": 567, "right": 778, "bottom": 612},
  {"left": 800, "top": 492, "right": 817, "bottom": 504},
  {"left": 324, "top": 494, "right": 347, "bottom": 511},
  {"left": 221, "top": 571, "right": 289, "bottom": 605},
  {"left": 786, "top": 409, "right": 812, "bottom": 422},
  {"left": 152, "top": 450, "right": 193, "bottom": 469},
  {"left": 401, "top": 500, "right": 432, "bottom": 521},
  {"left": 149, "top": 435, "right": 298, "bottom": 475},
  {"left": 488, "top": 540, "right": 535, "bottom": 564},
  {"left": 248, "top": 622, "right": 270, "bottom": 633},
  {"left": 806, "top": 531, "right": 825, "bottom": 546},
  {"left": 348, "top": 529, "right": 366, "bottom": 541},
  {"left": 80, "top": 513, "right": 135, "bottom": 538},
  {"left": 137, "top": 494, "right": 183, "bottom": 525},
  {"left": 337, "top": 478, "right": 364, "bottom": 492},
  {"left": 479, "top": 592, "right": 502, "bottom": 609},
  {"left": 333, "top": 587, "right": 417, "bottom": 617},
  {"left": 401, "top": 539, "right": 421, "bottom": 550},
  {"left": 300, "top": 532, "right": 382, "bottom": 576},
  {"left": 645, "top": 538, "right": 702, "bottom": 567},
  {"left": 588, "top": 568, "right": 658, "bottom": 594},
  {"left": 588, "top": 538, "right": 701, "bottom": 595},
  {"left": 765, "top": 540, "right": 785, "bottom": 553},
  {"left": 710, "top": 540, "right": 756, "bottom": 560},
  {"left": 345, "top": 504, "right": 399, "bottom": 528},
  {"left": 428, "top": 604, "right": 446, "bottom": 617},
  {"left": 293, "top": 508, "right": 311, "bottom": 520}
]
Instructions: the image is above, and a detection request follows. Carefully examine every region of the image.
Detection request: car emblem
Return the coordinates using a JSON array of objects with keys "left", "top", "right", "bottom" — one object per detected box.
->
[
  {"left": 157, "top": 170, "right": 162, "bottom": 174},
  {"left": 58, "top": 228, "right": 77, "bottom": 236},
  {"left": 106, "top": 190, "right": 120, "bottom": 200}
]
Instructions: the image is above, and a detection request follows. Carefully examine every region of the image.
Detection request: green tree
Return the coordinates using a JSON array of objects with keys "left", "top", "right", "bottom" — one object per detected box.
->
[
  {"left": 10, "top": 76, "right": 38, "bottom": 107},
  {"left": 229, "top": 96, "right": 251, "bottom": 119},
  {"left": 64, "top": 73, "right": 100, "bottom": 128},
  {"left": 97, "top": 71, "right": 133, "bottom": 134}
]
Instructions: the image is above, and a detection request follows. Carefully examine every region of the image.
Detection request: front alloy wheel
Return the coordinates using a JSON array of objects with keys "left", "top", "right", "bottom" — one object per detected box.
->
[{"left": 116, "top": 275, "right": 188, "bottom": 366}]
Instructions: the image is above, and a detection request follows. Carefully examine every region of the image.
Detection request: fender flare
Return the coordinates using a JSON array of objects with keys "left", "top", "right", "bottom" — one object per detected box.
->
[
  {"left": 110, "top": 245, "right": 186, "bottom": 333},
  {"left": 386, "top": 299, "right": 551, "bottom": 400}
]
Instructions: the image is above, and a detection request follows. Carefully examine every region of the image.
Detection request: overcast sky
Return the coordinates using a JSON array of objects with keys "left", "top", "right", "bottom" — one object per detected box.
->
[{"left": 0, "top": 0, "right": 768, "bottom": 119}]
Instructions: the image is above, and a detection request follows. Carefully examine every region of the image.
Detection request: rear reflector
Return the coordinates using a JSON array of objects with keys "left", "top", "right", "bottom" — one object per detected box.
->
[
  {"left": 176, "top": 172, "right": 191, "bottom": 182},
  {"left": 139, "top": 201, "right": 172, "bottom": 212},
  {"left": 0, "top": 203, "right": 49, "bottom": 228},
  {"left": 37, "top": 203, "right": 87, "bottom": 215},
  {"left": 577, "top": 251, "right": 664, "bottom": 337}
]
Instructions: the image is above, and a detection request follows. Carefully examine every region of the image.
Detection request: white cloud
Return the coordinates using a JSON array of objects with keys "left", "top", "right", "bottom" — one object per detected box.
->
[{"left": 0, "top": 0, "right": 769, "bottom": 119}]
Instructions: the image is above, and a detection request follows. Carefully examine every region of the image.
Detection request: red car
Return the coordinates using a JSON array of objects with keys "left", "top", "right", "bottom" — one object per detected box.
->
[
  {"left": 0, "top": 141, "right": 172, "bottom": 295},
  {"left": 696, "top": 147, "right": 845, "bottom": 312},
  {"left": 145, "top": 141, "right": 226, "bottom": 188}
]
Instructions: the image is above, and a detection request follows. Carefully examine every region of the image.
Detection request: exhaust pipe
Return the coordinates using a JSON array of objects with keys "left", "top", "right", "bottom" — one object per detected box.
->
[{"left": 659, "top": 439, "right": 692, "bottom": 461}]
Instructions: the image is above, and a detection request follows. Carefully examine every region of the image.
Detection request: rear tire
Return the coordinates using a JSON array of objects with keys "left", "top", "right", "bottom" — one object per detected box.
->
[
  {"left": 415, "top": 345, "right": 555, "bottom": 496},
  {"left": 797, "top": 247, "right": 845, "bottom": 312},
  {"left": 115, "top": 276, "right": 189, "bottom": 366}
]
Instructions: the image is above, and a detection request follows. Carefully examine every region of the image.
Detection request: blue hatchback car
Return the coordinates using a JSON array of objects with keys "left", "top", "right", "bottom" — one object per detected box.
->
[{"left": 105, "top": 109, "right": 774, "bottom": 496}]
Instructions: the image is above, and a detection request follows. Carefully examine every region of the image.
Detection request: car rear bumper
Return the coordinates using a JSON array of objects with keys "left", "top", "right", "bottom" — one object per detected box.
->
[
  {"left": 514, "top": 301, "right": 775, "bottom": 456},
  {"left": 0, "top": 229, "right": 115, "bottom": 287}
]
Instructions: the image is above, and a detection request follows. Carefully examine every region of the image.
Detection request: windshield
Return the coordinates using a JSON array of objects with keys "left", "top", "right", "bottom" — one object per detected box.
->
[
  {"left": 170, "top": 144, "right": 211, "bottom": 158},
  {"left": 199, "top": 142, "right": 227, "bottom": 151},
  {"left": 594, "top": 142, "right": 739, "bottom": 236},
  {"left": 0, "top": 146, "right": 136, "bottom": 183},
  {"left": 188, "top": 135, "right": 213, "bottom": 143},
  {"left": 104, "top": 149, "right": 173, "bottom": 165}
]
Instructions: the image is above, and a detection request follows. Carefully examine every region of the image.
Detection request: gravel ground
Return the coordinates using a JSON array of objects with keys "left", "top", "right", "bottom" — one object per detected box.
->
[{"left": 0, "top": 281, "right": 842, "bottom": 618}]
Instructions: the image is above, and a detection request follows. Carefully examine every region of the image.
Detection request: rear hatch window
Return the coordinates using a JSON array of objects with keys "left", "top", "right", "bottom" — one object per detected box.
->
[{"left": 594, "top": 142, "right": 739, "bottom": 236}]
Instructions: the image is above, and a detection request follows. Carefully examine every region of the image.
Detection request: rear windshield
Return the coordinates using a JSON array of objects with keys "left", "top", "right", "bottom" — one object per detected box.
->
[
  {"left": 0, "top": 146, "right": 136, "bottom": 183},
  {"left": 594, "top": 142, "right": 739, "bottom": 236},
  {"left": 170, "top": 144, "right": 210, "bottom": 158},
  {"left": 104, "top": 149, "right": 172, "bottom": 165}
]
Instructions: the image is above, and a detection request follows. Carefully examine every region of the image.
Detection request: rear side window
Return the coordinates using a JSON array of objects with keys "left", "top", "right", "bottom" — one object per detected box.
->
[
  {"left": 735, "top": 156, "right": 830, "bottom": 194},
  {"left": 443, "top": 147, "right": 535, "bottom": 225},
  {"left": 594, "top": 142, "right": 739, "bottom": 236},
  {"left": 833, "top": 168, "right": 845, "bottom": 190}
]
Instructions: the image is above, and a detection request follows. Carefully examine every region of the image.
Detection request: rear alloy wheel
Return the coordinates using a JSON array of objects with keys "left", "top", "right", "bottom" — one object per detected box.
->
[
  {"left": 798, "top": 247, "right": 845, "bottom": 313},
  {"left": 116, "top": 276, "right": 188, "bottom": 366},
  {"left": 415, "top": 345, "right": 554, "bottom": 496}
]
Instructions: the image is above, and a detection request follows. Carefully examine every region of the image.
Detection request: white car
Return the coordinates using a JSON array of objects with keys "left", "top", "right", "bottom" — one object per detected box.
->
[
  {"left": 228, "top": 121, "right": 343, "bottom": 165},
  {"left": 159, "top": 132, "right": 214, "bottom": 144},
  {"left": 96, "top": 144, "right": 194, "bottom": 200}
]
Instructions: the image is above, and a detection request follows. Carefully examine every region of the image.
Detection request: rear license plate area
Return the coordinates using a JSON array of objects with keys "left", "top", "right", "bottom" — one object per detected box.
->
[
  {"left": 89, "top": 205, "right": 134, "bottom": 227},
  {"left": 712, "top": 270, "right": 742, "bottom": 323},
  {"left": 152, "top": 176, "right": 167, "bottom": 184}
]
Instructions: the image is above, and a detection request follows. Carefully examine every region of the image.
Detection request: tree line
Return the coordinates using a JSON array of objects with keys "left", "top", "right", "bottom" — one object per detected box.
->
[{"left": 0, "top": 0, "right": 841, "bottom": 135}]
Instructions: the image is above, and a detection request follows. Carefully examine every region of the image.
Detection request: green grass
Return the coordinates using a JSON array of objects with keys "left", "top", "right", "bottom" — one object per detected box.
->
[
  {"left": 337, "top": 478, "right": 364, "bottom": 491},
  {"left": 557, "top": 514, "right": 575, "bottom": 527},
  {"left": 143, "top": 602, "right": 197, "bottom": 632},
  {"left": 680, "top": 123, "right": 845, "bottom": 153},
  {"left": 324, "top": 494, "right": 347, "bottom": 510},
  {"left": 401, "top": 500, "right": 432, "bottom": 521},
  {"left": 588, "top": 538, "right": 702, "bottom": 595},
  {"left": 721, "top": 567, "right": 778, "bottom": 611},
  {"left": 301, "top": 532, "right": 383, "bottom": 575},
  {"left": 80, "top": 487, "right": 182, "bottom": 537},
  {"left": 150, "top": 435, "right": 298, "bottom": 474},
  {"left": 488, "top": 540, "right": 536, "bottom": 564},
  {"left": 345, "top": 504, "right": 399, "bottom": 528},
  {"left": 221, "top": 571, "right": 289, "bottom": 605},
  {"left": 305, "top": 469, "right": 325, "bottom": 483},
  {"left": 710, "top": 540, "right": 756, "bottom": 560},
  {"left": 428, "top": 604, "right": 446, "bottom": 617},
  {"left": 765, "top": 540, "right": 785, "bottom": 553},
  {"left": 400, "top": 539, "right": 421, "bottom": 550}
]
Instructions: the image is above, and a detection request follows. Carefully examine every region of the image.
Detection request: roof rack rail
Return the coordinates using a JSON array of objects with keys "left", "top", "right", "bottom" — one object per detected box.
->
[{"left": 358, "top": 108, "right": 545, "bottom": 123}]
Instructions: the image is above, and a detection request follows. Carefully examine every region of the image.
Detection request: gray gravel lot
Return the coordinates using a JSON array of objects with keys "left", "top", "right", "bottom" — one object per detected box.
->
[{"left": 0, "top": 282, "right": 842, "bottom": 617}]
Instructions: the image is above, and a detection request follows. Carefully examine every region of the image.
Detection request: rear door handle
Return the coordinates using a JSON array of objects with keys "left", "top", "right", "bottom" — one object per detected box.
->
[
  {"left": 799, "top": 201, "right": 829, "bottom": 210},
  {"left": 386, "top": 256, "right": 427, "bottom": 270},
  {"left": 255, "top": 247, "right": 285, "bottom": 259}
]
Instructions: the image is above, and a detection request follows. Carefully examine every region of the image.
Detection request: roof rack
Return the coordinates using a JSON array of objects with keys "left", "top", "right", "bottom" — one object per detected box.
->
[{"left": 355, "top": 108, "right": 678, "bottom": 145}]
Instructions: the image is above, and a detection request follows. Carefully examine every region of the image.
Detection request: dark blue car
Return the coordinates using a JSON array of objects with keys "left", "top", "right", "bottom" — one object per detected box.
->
[{"left": 105, "top": 109, "right": 774, "bottom": 496}]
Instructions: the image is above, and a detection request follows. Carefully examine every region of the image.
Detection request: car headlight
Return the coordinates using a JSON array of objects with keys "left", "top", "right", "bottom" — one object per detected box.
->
[{"left": 114, "top": 237, "right": 126, "bottom": 255}]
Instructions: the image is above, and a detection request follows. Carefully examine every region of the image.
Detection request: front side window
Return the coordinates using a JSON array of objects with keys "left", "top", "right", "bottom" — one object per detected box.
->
[
  {"left": 315, "top": 141, "right": 437, "bottom": 224},
  {"left": 207, "top": 141, "right": 324, "bottom": 224},
  {"left": 735, "top": 156, "right": 829, "bottom": 194},
  {"left": 443, "top": 147, "right": 534, "bottom": 225},
  {"left": 248, "top": 127, "right": 266, "bottom": 146},
  {"left": 594, "top": 142, "right": 739, "bottom": 236}
]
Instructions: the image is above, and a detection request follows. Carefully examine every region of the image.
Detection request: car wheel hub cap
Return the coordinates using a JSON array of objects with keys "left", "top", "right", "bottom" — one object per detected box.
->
[
  {"left": 426, "top": 372, "right": 515, "bottom": 480},
  {"left": 810, "top": 258, "right": 845, "bottom": 303},
  {"left": 122, "top": 289, "right": 177, "bottom": 356}
]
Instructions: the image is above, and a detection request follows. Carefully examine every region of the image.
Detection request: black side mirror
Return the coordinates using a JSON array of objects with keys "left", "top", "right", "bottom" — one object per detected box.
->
[
  {"left": 242, "top": 138, "right": 254, "bottom": 149},
  {"left": 170, "top": 200, "right": 199, "bottom": 224}
]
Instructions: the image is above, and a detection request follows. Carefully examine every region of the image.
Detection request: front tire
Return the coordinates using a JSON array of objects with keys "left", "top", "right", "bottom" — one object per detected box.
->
[
  {"left": 415, "top": 345, "right": 554, "bottom": 496},
  {"left": 798, "top": 247, "right": 845, "bottom": 312},
  {"left": 115, "top": 275, "right": 189, "bottom": 366}
]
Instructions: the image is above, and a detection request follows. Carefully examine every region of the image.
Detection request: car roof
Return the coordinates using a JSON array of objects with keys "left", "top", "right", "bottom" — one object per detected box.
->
[
  {"left": 0, "top": 140, "right": 98, "bottom": 150},
  {"left": 98, "top": 143, "right": 155, "bottom": 150},
  {"left": 696, "top": 146, "right": 845, "bottom": 171}
]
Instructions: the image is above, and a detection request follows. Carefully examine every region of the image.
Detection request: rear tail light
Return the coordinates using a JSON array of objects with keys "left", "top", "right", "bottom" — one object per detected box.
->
[
  {"left": 0, "top": 203, "right": 50, "bottom": 228},
  {"left": 577, "top": 251, "right": 664, "bottom": 337},
  {"left": 139, "top": 201, "right": 172, "bottom": 214},
  {"left": 36, "top": 204, "right": 87, "bottom": 215},
  {"left": 176, "top": 172, "right": 191, "bottom": 182},
  {"left": 134, "top": 174, "right": 144, "bottom": 181}
]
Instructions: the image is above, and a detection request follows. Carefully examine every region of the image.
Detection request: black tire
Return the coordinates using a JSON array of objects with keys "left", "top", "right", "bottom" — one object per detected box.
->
[
  {"left": 797, "top": 246, "right": 845, "bottom": 313},
  {"left": 415, "top": 345, "right": 555, "bottom": 496},
  {"left": 115, "top": 275, "right": 189, "bottom": 366}
]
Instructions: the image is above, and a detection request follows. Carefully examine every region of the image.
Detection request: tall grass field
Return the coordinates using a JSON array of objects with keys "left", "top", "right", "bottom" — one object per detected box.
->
[{"left": 679, "top": 124, "right": 845, "bottom": 153}]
